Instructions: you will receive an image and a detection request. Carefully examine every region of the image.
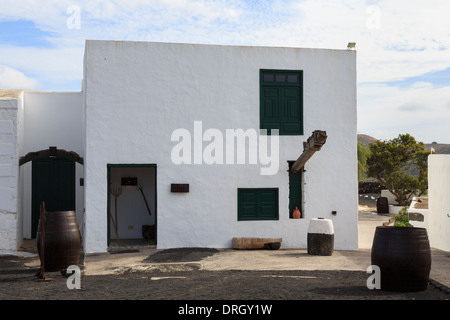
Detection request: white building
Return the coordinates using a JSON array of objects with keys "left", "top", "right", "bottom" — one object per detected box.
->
[
  {"left": 1, "top": 40, "right": 358, "bottom": 254},
  {"left": 427, "top": 155, "right": 450, "bottom": 252}
]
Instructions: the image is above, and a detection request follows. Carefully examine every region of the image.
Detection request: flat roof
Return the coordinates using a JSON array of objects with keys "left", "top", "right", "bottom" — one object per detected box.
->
[{"left": 0, "top": 89, "right": 24, "bottom": 99}]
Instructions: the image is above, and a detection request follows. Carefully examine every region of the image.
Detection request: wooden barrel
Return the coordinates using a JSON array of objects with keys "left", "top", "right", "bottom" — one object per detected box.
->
[
  {"left": 371, "top": 226, "right": 431, "bottom": 292},
  {"left": 376, "top": 197, "right": 389, "bottom": 214},
  {"left": 307, "top": 218, "right": 334, "bottom": 256},
  {"left": 36, "top": 211, "right": 82, "bottom": 272}
]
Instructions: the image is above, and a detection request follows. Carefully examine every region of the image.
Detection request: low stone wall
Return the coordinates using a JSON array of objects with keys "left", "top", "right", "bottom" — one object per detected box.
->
[{"left": 358, "top": 181, "right": 383, "bottom": 194}]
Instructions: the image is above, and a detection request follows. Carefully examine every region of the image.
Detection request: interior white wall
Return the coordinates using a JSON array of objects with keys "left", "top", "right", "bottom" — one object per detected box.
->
[
  {"left": 21, "top": 91, "right": 84, "bottom": 238},
  {"left": 83, "top": 41, "right": 357, "bottom": 253},
  {"left": 428, "top": 155, "right": 450, "bottom": 251}
]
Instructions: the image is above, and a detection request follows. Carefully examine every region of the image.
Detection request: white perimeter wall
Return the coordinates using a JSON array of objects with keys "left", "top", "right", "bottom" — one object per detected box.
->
[
  {"left": 83, "top": 41, "right": 357, "bottom": 253},
  {"left": 20, "top": 91, "right": 84, "bottom": 238},
  {"left": 428, "top": 155, "right": 450, "bottom": 251},
  {"left": 0, "top": 95, "right": 22, "bottom": 250}
]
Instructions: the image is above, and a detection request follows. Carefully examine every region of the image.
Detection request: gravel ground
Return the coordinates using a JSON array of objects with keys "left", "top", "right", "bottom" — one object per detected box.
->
[
  {"left": 0, "top": 249, "right": 448, "bottom": 301},
  {"left": 1, "top": 194, "right": 447, "bottom": 315}
]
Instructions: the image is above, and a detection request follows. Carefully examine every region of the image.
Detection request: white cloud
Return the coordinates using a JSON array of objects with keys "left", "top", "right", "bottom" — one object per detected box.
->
[
  {"left": 283, "top": 0, "right": 450, "bottom": 83},
  {"left": 1, "top": 0, "right": 450, "bottom": 141},
  {"left": 0, "top": 65, "right": 39, "bottom": 89},
  {"left": 1, "top": 1, "right": 449, "bottom": 82},
  {"left": 358, "top": 82, "right": 450, "bottom": 143},
  {"left": 0, "top": 44, "right": 84, "bottom": 90}
]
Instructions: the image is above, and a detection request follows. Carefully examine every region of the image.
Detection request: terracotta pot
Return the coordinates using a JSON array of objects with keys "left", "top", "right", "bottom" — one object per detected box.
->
[{"left": 292, "top": 206, "right": 301, "bottom": 219}]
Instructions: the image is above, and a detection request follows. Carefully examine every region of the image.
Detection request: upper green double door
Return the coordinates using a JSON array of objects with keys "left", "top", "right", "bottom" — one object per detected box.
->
[
  {"left": 260, "top": 70, "right": 303, "bottom": 135},
  {"left": 31, "top": 158, "right": 76, "bottom": 238}
]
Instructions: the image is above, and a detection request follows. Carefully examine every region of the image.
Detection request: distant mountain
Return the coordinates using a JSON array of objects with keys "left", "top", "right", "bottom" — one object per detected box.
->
[
  {"left": 357, "top": 134, "right": 377, "bottom": 147},
  {"left": 357, "top": 134, "right": 450, "bottom": 154},
  {"left": 425, "top": 142, "right": 450, "bottom": 154}
]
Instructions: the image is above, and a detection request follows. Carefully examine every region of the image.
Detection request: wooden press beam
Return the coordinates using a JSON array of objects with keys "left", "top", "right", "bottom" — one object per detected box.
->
[{"left": 289, "top": 130, "right": 327, "bottom": 174}]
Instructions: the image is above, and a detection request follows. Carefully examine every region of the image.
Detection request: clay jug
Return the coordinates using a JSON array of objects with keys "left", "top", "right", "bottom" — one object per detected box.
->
[{"left": 293, "top": 207, "right": 301, "bottom": 219}]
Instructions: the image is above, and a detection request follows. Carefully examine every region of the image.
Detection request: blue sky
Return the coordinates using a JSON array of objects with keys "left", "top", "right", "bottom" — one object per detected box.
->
[
  {"left": 0, "top": 20, "right": 56, "bottom": 48},
  {"left": 384, "top": 68, "right": 450, "bottom": 89},
  {"left": 1, "top": 0, "right": 450, "bottom": 144}
]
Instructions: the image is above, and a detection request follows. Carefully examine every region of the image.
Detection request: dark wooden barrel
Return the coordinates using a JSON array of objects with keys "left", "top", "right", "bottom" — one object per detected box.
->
[
  {"left": 36, "top": 211, "right": 82, "bottom": 272},
  {"left": 371, "top": 226, "right": 431, "bottom": 292},
  {"left": 376, "top": 197, "right": 389, "bottom": 214}
]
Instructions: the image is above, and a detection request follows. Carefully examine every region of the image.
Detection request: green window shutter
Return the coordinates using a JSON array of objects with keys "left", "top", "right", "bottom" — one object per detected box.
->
[
  {"left": 288, "top": 161, "right": 302, "bottom": 218},
  {"left": 260, "top": 70, "right": 303, "bottom": 135},
  {"left": 238, "top": 188, "right": 279, "bottom": 221},
  {"left": 238, "top": 189, "right": 259, "bottom": 220}
]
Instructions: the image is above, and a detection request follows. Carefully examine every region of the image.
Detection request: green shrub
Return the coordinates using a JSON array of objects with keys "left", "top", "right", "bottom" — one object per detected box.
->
[{"left": 393, "top": 206, "right": 410, "bottom": 227}]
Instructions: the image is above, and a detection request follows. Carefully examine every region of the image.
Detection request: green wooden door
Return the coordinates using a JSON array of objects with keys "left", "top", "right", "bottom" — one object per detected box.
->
[
  {"left": 31, "top": 158, "right": 75, "bottom": 238},
  {"left": 288, "top": 161, "right": 302, "bottom": 218}
]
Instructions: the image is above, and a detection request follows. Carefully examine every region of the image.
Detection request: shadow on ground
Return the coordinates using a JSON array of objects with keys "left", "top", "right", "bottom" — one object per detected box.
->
[{"left": 143, "top": 247, "right": 219, "bottom": 263}]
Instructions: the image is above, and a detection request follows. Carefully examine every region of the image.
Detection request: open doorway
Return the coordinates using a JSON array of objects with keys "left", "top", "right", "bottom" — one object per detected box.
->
[{"left": 107, "top": 164, "right": 157, "bottom": 248}]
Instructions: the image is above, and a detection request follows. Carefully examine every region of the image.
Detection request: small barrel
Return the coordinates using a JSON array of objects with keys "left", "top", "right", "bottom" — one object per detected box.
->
[
  {"left": 36, "top": 211, "right": 82, "bottom": 272},
  {"left": 307, "top": 218, "right": 334, "bottom": 256},
  {"left": 376, "top": 197, "right": 389, "bottom": 214},
  {"left": 371, "top": 226, "right": 431, "bottom": 292}
]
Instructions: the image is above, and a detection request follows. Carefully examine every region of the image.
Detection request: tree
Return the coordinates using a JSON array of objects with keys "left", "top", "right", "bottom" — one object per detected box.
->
[
  {"left": 357, "top": 141, "right": 371, "bottom": 182},
  {"left": 366, "top": 133, "right": 430, "bottom": 206}
]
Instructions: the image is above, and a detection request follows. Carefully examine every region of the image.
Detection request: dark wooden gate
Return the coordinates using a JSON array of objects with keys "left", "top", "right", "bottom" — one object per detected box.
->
[{"left": 31, "top": 158, "right": 75, "bottom": 238}]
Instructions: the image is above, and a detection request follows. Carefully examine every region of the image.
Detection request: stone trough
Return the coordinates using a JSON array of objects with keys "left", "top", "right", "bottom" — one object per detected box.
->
[{"left": 232, "top": 237, "right": 282, "bottom": 250}]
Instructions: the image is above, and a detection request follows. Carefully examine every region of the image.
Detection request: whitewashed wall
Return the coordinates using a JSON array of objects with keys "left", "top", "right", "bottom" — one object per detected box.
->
[
  {"left": 428, "top": 155, "right": 450, "bottom": 251},
  {"left": 83, "top": 41, "right": 357, "bottom": 253},
  {"left": 20, "top": 91, "right": 84, "bottom": 238},
  {"left": 0, "top": 94, "right": 22, "bottom": 250}
]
